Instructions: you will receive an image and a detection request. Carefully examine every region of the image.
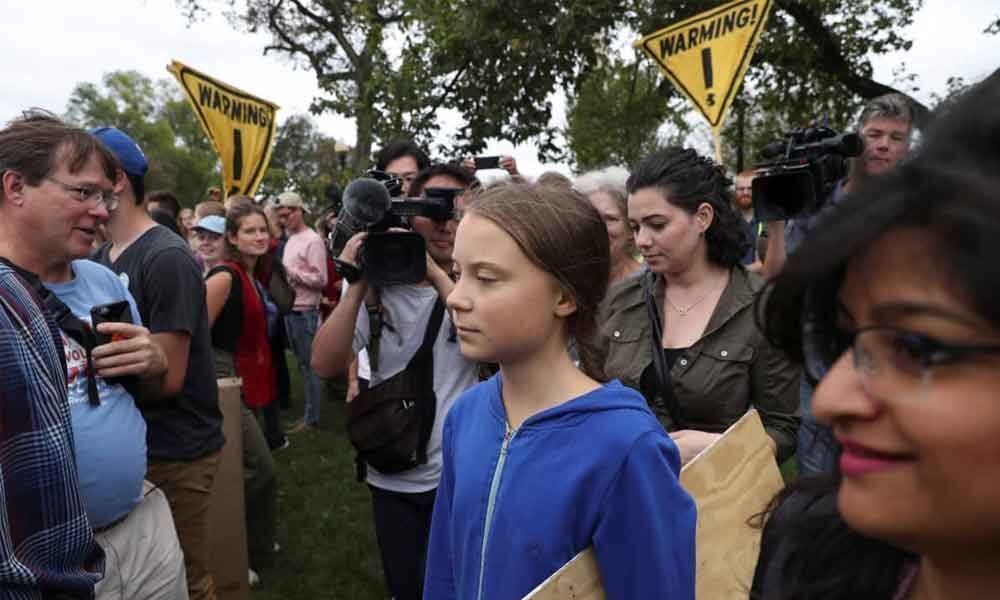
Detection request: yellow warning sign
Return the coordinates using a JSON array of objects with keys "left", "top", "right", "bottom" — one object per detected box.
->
[
  {"left": 635, "top": 0, "right": 772, "bottom": 130},
  {"left": 167, "top": 60, "right": 280, "bottom": 197}
]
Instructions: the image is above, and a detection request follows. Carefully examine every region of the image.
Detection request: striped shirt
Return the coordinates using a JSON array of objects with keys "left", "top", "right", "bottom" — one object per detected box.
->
[{"left": 0, "top": 263, "right": 104, "bottom": 599}]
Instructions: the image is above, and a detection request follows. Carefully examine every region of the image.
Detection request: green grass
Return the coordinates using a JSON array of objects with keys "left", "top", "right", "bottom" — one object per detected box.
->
[{"left": 251, "top": 354, "right": 385, "bottom": 599}]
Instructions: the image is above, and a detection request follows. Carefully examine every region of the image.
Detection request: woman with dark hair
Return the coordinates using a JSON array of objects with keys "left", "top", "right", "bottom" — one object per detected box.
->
[
  {"left": 601, "top": 147, "right": 800, "bottom": 465},
  {"left": 752, "top": 75, "right": 1000, "bottom": 599},
  {"left": 204, "top": 200, "right": 280, "bottom": 583}
]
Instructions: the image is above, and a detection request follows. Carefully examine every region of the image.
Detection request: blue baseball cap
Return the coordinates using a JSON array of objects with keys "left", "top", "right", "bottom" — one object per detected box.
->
[
  {"left": 193, "top": 215, "right": 226, "bottom": 235},
  {"left": 89, "top": 126, "right": 149, "bottom": 178}
]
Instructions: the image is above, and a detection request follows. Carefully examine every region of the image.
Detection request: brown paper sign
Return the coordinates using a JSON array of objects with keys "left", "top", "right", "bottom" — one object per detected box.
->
[{"left": 523, "top": 410, "right": 783, "bottom": 599}]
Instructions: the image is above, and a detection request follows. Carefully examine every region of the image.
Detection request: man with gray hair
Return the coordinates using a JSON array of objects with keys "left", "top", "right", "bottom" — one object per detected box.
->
[
  {"left": 763, "top": 92, "right": 914, "bottom": 278},
  {"left": 760, "top": 92, "right": 915, "bottom": 477}
]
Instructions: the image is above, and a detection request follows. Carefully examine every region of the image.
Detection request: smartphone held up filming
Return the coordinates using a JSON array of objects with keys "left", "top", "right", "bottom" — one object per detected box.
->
[{"left": 474, "top": 155, "right": 501, "bottom": 170}]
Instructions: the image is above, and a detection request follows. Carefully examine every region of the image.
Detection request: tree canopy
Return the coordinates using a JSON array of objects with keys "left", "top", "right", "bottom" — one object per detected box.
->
[{"left": 180, "top": 0, "right": 958, "bottom": 173}]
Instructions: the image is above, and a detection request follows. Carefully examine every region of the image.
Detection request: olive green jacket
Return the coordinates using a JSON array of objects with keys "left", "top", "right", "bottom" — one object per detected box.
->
[{"left": 599, "top": 266, "right": 800, "bottom": 463}]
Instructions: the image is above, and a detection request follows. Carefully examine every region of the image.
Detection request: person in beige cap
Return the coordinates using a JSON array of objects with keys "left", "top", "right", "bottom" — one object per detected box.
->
[{"left": 274, "top": 191, "right": 327, "bottom": 431}]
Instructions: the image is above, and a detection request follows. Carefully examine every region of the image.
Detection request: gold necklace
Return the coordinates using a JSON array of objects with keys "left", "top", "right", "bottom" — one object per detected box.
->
[{"left": 665, "top": 276, "right": 725, "bottom": 317}]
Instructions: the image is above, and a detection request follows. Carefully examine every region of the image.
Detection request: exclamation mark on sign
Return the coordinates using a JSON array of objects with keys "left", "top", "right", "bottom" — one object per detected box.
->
[
  {"left": 702, "top": 48, "right": 716, "bottom": 107},
  {"left": 232, "top": 128, "right": 244, "bottom": 181}
]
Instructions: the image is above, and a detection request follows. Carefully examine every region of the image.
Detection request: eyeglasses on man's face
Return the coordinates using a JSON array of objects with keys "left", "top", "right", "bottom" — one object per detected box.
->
[
  {"left": 46, "top": 176, "right": 119, "bottom": 211},
  {"left": 808, "top": 324, "right": 1000, "bottom": 399}
]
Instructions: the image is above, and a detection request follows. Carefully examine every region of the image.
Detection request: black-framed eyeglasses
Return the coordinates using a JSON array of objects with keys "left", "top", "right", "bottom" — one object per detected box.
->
[
  {"left": 46, "top": 176, "right": 119, "bottom": 211},
  {"left": 812, "top": 324, "right": 1000, "bottom": 398}
]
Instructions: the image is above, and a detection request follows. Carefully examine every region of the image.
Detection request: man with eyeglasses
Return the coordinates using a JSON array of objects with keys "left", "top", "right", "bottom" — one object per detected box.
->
[
  {"left": 0, "top": 113, "right": 187, "bottom": 598},
  {"left": 91, "top": 127, "right": 224, "bottom": 600}
]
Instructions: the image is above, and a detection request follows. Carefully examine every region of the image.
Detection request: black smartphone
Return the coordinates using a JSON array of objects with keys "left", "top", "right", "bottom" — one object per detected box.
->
[
  {"left": 474, "top": 155, "right": 501, "bottom": 170},
  {"left": 90, "top": 300, "right": 133, "bottom": 345}
]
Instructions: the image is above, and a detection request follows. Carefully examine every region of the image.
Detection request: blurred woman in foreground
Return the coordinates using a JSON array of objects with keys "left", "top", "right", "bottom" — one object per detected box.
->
[{"left": 753, "top": 75, "right": 1000, "bottom": 599}]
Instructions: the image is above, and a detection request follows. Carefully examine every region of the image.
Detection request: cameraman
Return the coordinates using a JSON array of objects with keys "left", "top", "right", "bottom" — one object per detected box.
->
[
  {"left": 761, "top": 93, "right": 914, "bottom": 279},
  {"left": 761, "top": 93, "right": 914, "bottom": 477},
  {"left": 311, "top": 164, "right": 480, "bottom": 600}
]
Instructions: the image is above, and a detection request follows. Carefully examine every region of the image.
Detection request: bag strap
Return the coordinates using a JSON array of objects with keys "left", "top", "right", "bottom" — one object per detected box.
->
[
  {"left": 410, "top": 298, "right": 445, "bottom": 465},
  {"left": 366, "top": 288, "right": 383, "bottom": 373},
  {"left": 642, "top": 271, "right": 685, "bottom": 430},
  {"left": 407, "top": 298, "right": 446, "bottom": 370},
  {"left": 0, "top": 257, "right": 101, "bottom": 406}
]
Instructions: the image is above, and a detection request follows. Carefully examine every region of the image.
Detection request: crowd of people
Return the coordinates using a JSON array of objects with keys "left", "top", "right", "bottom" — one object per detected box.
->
[{"left": 1, "top": 71, "right": 999, "bottom": 600}]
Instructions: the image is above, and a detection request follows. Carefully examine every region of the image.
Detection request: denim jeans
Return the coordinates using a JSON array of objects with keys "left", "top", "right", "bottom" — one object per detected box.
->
[
  {"left": 284, "top": 309, "right": 325, "bottom": 426},
  {"left": 796, "top": 377, "right": 839, "bottom": 477}
]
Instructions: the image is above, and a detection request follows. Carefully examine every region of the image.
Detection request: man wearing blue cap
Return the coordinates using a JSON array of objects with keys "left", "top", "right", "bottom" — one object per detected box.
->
[{"left": 91, "top": 127, "right": 224, "bottom": 600}]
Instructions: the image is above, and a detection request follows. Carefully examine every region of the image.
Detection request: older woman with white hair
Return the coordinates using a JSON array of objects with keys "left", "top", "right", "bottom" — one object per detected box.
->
[{"left": 575, "top": 166, "right": 642, "bottom": 286}]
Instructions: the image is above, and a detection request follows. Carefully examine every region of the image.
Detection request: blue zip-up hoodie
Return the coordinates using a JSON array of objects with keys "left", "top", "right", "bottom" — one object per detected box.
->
[{"left": 424, "top": 375, "right": 696, "bottom": 600}]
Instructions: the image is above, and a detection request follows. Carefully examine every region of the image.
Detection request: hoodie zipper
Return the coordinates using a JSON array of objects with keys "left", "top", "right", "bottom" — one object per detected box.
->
[{"left": 476, "top": 423, "right": 517, "bottom": 600}]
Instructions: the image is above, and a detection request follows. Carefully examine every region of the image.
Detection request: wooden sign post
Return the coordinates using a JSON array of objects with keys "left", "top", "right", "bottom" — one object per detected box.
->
[{"left": 208, "top": 377, "right": 250, "bottom": 600}]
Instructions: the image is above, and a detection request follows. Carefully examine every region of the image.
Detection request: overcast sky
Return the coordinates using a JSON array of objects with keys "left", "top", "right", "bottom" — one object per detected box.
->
[{"left": 3, "top": 0, "right": 999, "bottom": 177}]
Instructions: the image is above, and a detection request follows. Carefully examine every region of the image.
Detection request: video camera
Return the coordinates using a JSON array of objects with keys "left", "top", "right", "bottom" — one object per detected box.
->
[
  {"left": 328, "top": 170, "right": 461, "bottom": 286},
  {"left": 752, "top": 126, "right": 863, "bottom": 221}
]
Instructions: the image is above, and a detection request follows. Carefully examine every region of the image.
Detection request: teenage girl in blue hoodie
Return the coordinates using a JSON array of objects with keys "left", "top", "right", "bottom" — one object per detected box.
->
[{"left": 424, "top": 183, "right": 697, "bottom": 600}]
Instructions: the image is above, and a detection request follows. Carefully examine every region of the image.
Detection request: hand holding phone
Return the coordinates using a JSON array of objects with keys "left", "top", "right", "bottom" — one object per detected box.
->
[
  {"left": 90, "top": 319, "right": 167, "bottom": 380},
  {"left": 90, "top": 300, "right": 133, "bottom": 346},
  {"left": 474, "top": 156, "right": 501, "bottom": 170}
]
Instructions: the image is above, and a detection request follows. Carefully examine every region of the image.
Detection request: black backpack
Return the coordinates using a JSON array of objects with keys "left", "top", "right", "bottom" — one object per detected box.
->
[{"left": 345, "top": 299, "right": 444, "bottom": 480}]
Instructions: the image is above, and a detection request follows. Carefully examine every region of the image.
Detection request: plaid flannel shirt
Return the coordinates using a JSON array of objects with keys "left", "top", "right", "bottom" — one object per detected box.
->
[{"left": 0, "top": 263, "right": 104, "bottom": 600}]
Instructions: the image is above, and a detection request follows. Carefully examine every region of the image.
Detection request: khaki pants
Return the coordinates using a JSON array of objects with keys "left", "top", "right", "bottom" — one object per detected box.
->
[
  {"left": 95, "top": 481, "right": 188, "bottom": 600},
  {"left": 147, "top": 451, "right": 221, "bottom": 600}
]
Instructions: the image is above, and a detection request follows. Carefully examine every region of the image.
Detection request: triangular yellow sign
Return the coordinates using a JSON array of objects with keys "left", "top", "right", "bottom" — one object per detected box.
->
[
  {"left": 167, "top": 60, "right": 280, "bottom": 197},
  {"left": 635, "top": 0, "right": 772, "bottom": 130}
]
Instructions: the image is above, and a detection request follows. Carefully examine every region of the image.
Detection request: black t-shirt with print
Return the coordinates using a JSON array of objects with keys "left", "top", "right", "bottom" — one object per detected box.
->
[{"left": 93, "top": 226, "right": 224, "bottom": 461}]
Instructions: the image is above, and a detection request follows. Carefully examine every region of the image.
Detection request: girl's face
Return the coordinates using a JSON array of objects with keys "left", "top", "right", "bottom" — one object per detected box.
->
[
  {"left": 627, "top": 186, "right": 711, "bottom": 276},
  {"left": 447, "top": 214, "right": 576, "bottom": 366},
  {"left": 229, "top": 213, "right": 271, "bottom": 258},
  {"left": 193, "top": 230, "right": 224, "bottom": 263},
  {"left": 588, "top": 191, "right": 632, "bottom": 263},
  {"left": 813, "top": 227, "right": 1000, "bottom": 555},
  {"left": 180, "top": 209, "right": 195, "bottom": 231}
]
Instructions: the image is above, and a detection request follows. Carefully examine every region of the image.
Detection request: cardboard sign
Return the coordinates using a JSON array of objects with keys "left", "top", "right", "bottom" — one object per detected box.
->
[
  {"left": 634, "top": 0, "right": 772, "bottom": 130},
  {"left": 167, "top": 60, "right": 279, "bottom": 197},
  {"left": 523, "top": 410, "right": 783, "bottom": 599},
  {"left": 209, "top": 377, "right": 250, "bottom": 600}
]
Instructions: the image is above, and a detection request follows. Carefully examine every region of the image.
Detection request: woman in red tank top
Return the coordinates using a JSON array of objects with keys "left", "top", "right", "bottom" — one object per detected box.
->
[{"left": 204, "top": 199, "right": 280, "bottom": 583}]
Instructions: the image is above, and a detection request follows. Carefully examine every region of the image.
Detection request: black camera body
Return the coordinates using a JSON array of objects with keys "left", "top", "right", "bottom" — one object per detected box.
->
[
  {"left": 329, "top": 175, "right": 460, "bottom": 287},
  {"left": 752, "top": 126, "right": 864, "bottom": 222}
]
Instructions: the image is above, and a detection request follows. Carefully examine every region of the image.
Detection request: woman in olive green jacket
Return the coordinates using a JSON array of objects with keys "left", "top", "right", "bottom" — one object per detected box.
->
[{"left": 601, "top": 147, "right": 800, "bottom": 464}]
